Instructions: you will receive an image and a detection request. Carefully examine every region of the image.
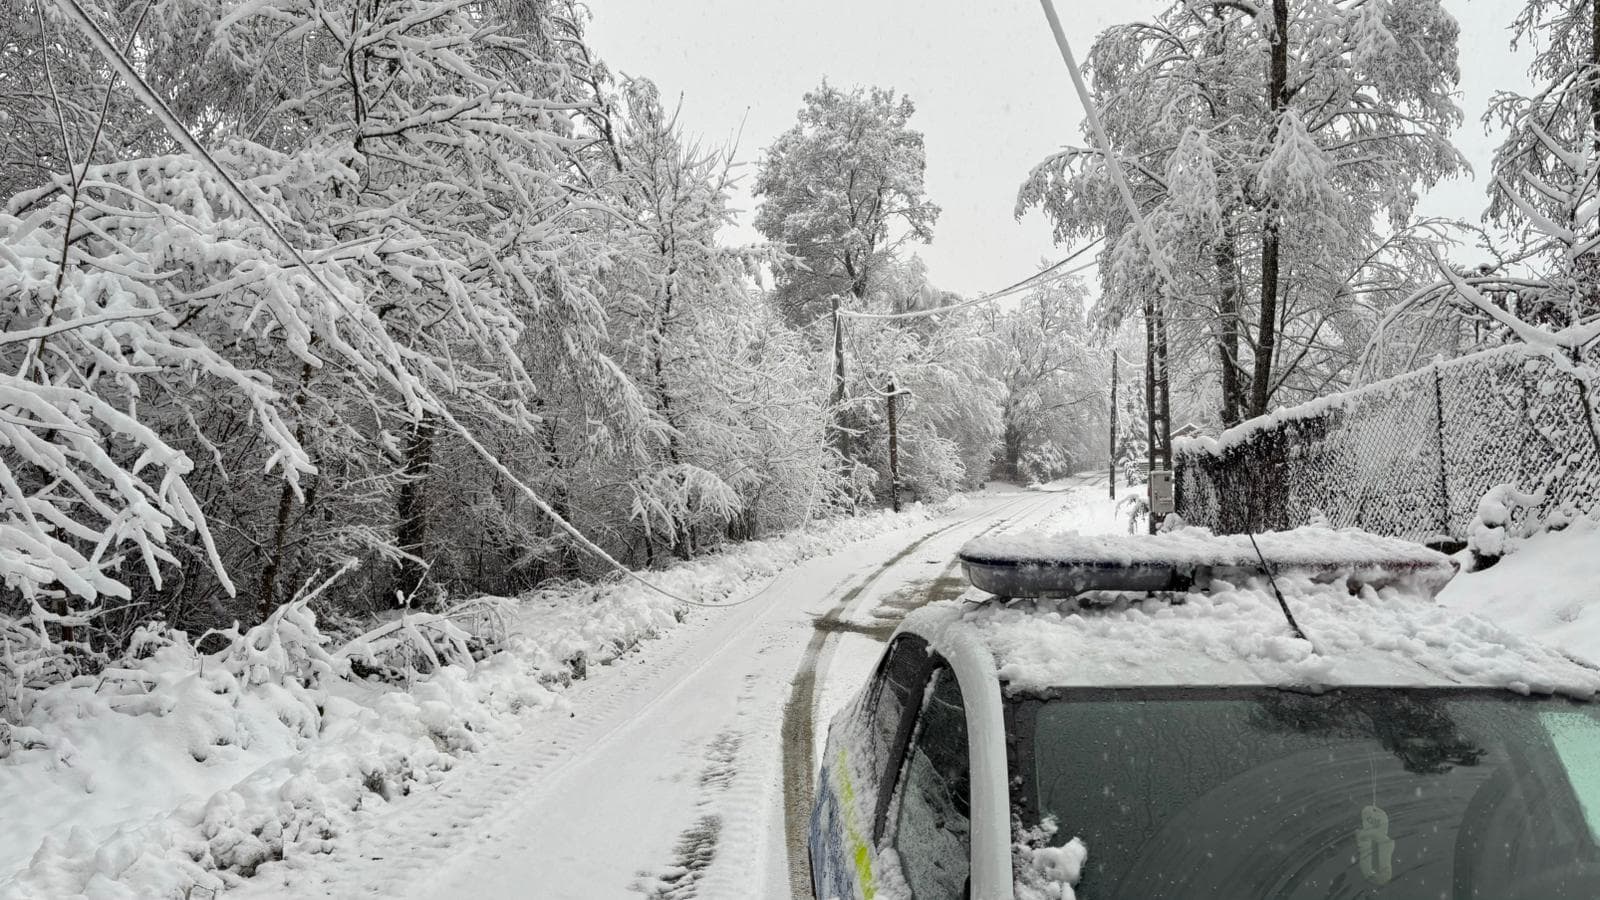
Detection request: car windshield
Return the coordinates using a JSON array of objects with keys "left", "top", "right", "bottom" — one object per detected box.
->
[{"left": 1010, "top": 687, "right": 1600, "bottom": 900}]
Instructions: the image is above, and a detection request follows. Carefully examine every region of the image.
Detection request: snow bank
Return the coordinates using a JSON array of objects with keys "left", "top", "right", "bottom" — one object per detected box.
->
[
  {"left": 1440, "top": 514, "right": 1600, "bottom": 664},
  {"left": 0, "top": 604, "right": 558, "bottom": 899},
  {"left": 0, "top": 499, "right": 957, "bottom": 897}
]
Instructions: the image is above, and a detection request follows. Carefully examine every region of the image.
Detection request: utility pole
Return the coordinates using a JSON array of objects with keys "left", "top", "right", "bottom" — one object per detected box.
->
[
  {"left": 1108, "top": 350, "right": 1118, "bottom": 499},
  {"left": 885, "top": 379, "right": 909, "bottom": 512},
  {"left": 829, "top": 294, "right": 848, "bottom": 458}
]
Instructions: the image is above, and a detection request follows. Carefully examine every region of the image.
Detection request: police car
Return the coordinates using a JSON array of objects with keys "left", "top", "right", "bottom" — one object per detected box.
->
[{"left": 807, "top": 527, "right": 1600, "bottom": 900}]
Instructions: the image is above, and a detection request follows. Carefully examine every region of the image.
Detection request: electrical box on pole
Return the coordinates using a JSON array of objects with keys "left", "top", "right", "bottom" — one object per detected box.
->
[{"left": 1148, "top": 467, "right": 1174, "bottom": 518}]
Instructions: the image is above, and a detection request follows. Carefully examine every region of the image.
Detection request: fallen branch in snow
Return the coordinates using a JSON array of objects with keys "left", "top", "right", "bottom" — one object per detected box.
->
[{"left": 336, "top": 597, "right": 512, "bottom": 686}]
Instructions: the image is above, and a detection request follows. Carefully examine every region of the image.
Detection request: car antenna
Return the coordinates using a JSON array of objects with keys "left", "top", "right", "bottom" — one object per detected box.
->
[{"left": 1248, "top": 531, "right": 1310, "bottom": 643}]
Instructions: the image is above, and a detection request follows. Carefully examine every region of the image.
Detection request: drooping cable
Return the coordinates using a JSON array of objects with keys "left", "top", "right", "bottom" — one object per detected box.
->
[
  {"left": 1036, "top": 0, "right": 1180, "bottom": 297},
  {"left": 837, "top": 240, "right": 1102, "bottom": 321},
  {"left": 48, "top": 0, "right": 749, "bottom": 611}
]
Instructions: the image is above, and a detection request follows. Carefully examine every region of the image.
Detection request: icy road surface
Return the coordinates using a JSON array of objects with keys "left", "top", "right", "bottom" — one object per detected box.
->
[{"left": 232, "top": 477, "right": 1120, "bottom": 900}]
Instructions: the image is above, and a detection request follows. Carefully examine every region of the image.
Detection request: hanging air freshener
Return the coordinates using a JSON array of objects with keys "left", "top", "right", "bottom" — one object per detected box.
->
[{"left": 1355, "top": 804, "right": 1395, "bottom": 886}]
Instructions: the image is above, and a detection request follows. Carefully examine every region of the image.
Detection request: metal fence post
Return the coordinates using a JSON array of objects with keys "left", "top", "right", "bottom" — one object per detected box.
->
[{"left": 1432, "top": 364, "right": 1451, "bottom": 537}]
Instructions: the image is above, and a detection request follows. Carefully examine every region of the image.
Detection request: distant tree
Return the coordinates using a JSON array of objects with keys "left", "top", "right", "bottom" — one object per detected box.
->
[
  {"left": 755, "top": 83, "right": 940, "bottom": 319},
  {"left": 986, "top": 277, "right": 1104, "bottom": 483},
  {"left": 754, "top": 83, "right": 940, "bottom": 458}
]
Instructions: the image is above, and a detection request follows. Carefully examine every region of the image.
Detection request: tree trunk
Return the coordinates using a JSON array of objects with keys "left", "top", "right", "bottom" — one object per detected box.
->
[
  {"left": 1214, "top": 235, "right": 1244, "bottom": 426},
  {"left": 829, "top": 293, "right": 849, "bottom": 460},
  {"left": 651, "top": 250, "right": 691, "bottom": 560},
  {"left": 1578, "top": 0, "right": 1600, "bottom": 320},
  {"left": 1592, "top": 0, "right": 1599, "bottom": 158},
  {"left": 1250, "top": 0, "right": 1291, "bottom": 418},
  {"left": 1108, "top": 350, "right": 1118, "bottom": 499},
  {"left": 259, "top": 362, "right": 314, "bottom": 621},
  {"left": 1144, "top": 294, "right": 1174, "bottom": 534},
  {"left": 393, "top": 413, "right": 436, "bottom": 605},
  {"left": 1003, "top": 421, "right": 1024, "bottom": 483}
]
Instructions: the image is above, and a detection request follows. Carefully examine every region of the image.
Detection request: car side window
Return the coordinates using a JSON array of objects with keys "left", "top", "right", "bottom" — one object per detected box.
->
[
  {"left": 893, "top": 665, "right": 971, "bottom": 900},
  {"left": 865, "top": 635, "right": 931, "bottom": 831}
]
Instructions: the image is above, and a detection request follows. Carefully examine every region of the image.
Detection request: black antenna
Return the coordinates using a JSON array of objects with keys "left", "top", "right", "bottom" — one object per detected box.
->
[{"left": 1248, "top": 532, "right": 1309, "bottom": 642}]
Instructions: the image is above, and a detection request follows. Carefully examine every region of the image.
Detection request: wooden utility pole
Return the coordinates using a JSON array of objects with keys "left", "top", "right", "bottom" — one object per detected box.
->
[
  {"left": 885, "top": 379, "right": 905, "bottom": 512},
  {"left": 1108, "top": 350, "right": 1118, "bottom": 499},
  {"left": 829, "top": 294, "right": 847, "bottom": 457}
]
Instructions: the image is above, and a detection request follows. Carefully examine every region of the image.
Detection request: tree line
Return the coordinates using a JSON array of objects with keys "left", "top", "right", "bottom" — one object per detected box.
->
[{"left": 0, "top": 0, "right": 1104, "bottom": 680}]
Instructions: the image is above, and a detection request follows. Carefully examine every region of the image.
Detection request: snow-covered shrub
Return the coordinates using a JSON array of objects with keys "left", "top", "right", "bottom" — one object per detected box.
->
[
  {"left": 337, "top": 598, "right": 511, "bottom": 685},
  {"left": 1467, "top": 483, "right": 1542, "bottom": 571},
  {"left": 0, "top": 594, "right": 558, "bottom": 896},
  {"left": 1117, "top": 493, "right": 1150, "bottom": 534}
]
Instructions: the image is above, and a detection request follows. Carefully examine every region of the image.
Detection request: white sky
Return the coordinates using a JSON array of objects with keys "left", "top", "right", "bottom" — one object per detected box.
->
[{"left": 586, "top": 0, "right": 1533, "bottom": 297}]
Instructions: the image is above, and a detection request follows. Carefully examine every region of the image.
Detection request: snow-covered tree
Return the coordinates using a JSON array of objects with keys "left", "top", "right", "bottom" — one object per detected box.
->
[
  {"left": 984, "top": 277, "right": 1106, "bottom": 483},
  {"left": 754, "top": 82, "right": 941, "bottom": 461},
  {"left": 1019, "top": 0, "right": 1465, "bottom": 422},
  {"left": 755, "top": 83, "right": 940, "bottom": 319},
  {"left": 594, "top": 76, "right": 838, "bottom": 557},
  {"left": 1487, "top": 0, "right": 1600, "bottom": 328}
]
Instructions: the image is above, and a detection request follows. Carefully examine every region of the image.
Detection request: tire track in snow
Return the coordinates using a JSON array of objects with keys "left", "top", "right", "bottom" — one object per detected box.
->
[
  {"left": 779, "top": 491, "right": 1065, "bottom": 898},
  {"left": 237, "top": 556, "right": 858, "bottom": 899},
  {"left": 233, "top": 491, "right": 1053, "bottom": 900},
  {"left": 635, "top": 730, "right": 743, "bottom": 899}
]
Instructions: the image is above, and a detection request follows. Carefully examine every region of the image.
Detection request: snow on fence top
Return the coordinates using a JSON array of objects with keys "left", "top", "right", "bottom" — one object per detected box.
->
[
  {"left": 1172, "top": 343, "right": 1600, "bottom": 541},
  {"left": 1173, "top": 343, "right": 1543, "bottom": 457},
  {"left": 960, "top": 526, "right": 1456, "bottom": 599}
]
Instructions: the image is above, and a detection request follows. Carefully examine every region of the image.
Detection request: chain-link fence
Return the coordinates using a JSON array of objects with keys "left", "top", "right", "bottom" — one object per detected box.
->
[{"left": 1174, "top": 345, "right": 1600, "bottom": 542}]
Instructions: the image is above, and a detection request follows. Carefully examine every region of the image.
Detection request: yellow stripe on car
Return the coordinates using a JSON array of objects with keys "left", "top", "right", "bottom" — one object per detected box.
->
[{"left": 833, "top": 748, "right": 876, "bottom": 899}]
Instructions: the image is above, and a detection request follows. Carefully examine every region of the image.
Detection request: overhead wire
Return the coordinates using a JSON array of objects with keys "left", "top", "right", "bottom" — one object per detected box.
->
[
  {"left": 1036, "top": 0, "right": 1180, "bottom": 295},
  {"left": 838, "top": 238, "right": 1103, "bottom": 321},
  {"left": 49, "top": 0, "right": 726, "bottom": 611}
]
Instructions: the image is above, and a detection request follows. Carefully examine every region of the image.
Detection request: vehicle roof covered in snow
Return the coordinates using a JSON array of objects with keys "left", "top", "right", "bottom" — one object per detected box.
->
[
  {"left": 958, "top": 526, "right": 1457, "bottom": 600},
  {"left": 899, "top": 574, "right": 1600, "bottom": 698}
]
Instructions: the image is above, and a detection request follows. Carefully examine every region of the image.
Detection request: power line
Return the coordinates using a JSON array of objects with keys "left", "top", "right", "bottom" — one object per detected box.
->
[
  {"left": 49, "top": 0, "right": 721, "bottom": 612},
  {"left": 839, "top": 238, "right": 1102, "bottom": 321}
]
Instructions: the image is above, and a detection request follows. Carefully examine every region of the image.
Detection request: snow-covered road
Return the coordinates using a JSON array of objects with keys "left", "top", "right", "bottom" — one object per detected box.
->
[{"left": 233, "top": 477, "right": 1117, "bottom": 900}]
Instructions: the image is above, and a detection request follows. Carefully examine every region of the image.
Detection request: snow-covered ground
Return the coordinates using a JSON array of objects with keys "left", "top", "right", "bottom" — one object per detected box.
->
[
  {"left": 6, "top": 474, "right": 1594, "bottom": 900},
  {"left": 0, "top": 481, "right": 1103, "bottom": 899},
  {"left": 1438, "top": 514, "right": 1600, "bottom": 664},
  {"left": 215, "top": 480, "right": 1102, "bottom": 900}
]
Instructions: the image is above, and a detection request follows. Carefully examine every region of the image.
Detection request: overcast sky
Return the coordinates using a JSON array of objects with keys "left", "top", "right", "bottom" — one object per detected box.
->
[{"left": 586, "top": 0, "right": 1532, "bottom": 297}]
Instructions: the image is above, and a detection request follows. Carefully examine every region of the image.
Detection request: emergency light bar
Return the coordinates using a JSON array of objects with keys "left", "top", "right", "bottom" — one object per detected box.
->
[{"left": 958, "top": 527, "right": 1458, "bottom": 600}]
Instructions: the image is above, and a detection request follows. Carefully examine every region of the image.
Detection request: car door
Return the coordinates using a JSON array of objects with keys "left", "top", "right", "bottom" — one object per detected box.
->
[
  {"left": 811, "top": 634, "right": 934, "bottom": 900},
  {"left": 888, "top": 661, "right": 972, "bottom": 900}
]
